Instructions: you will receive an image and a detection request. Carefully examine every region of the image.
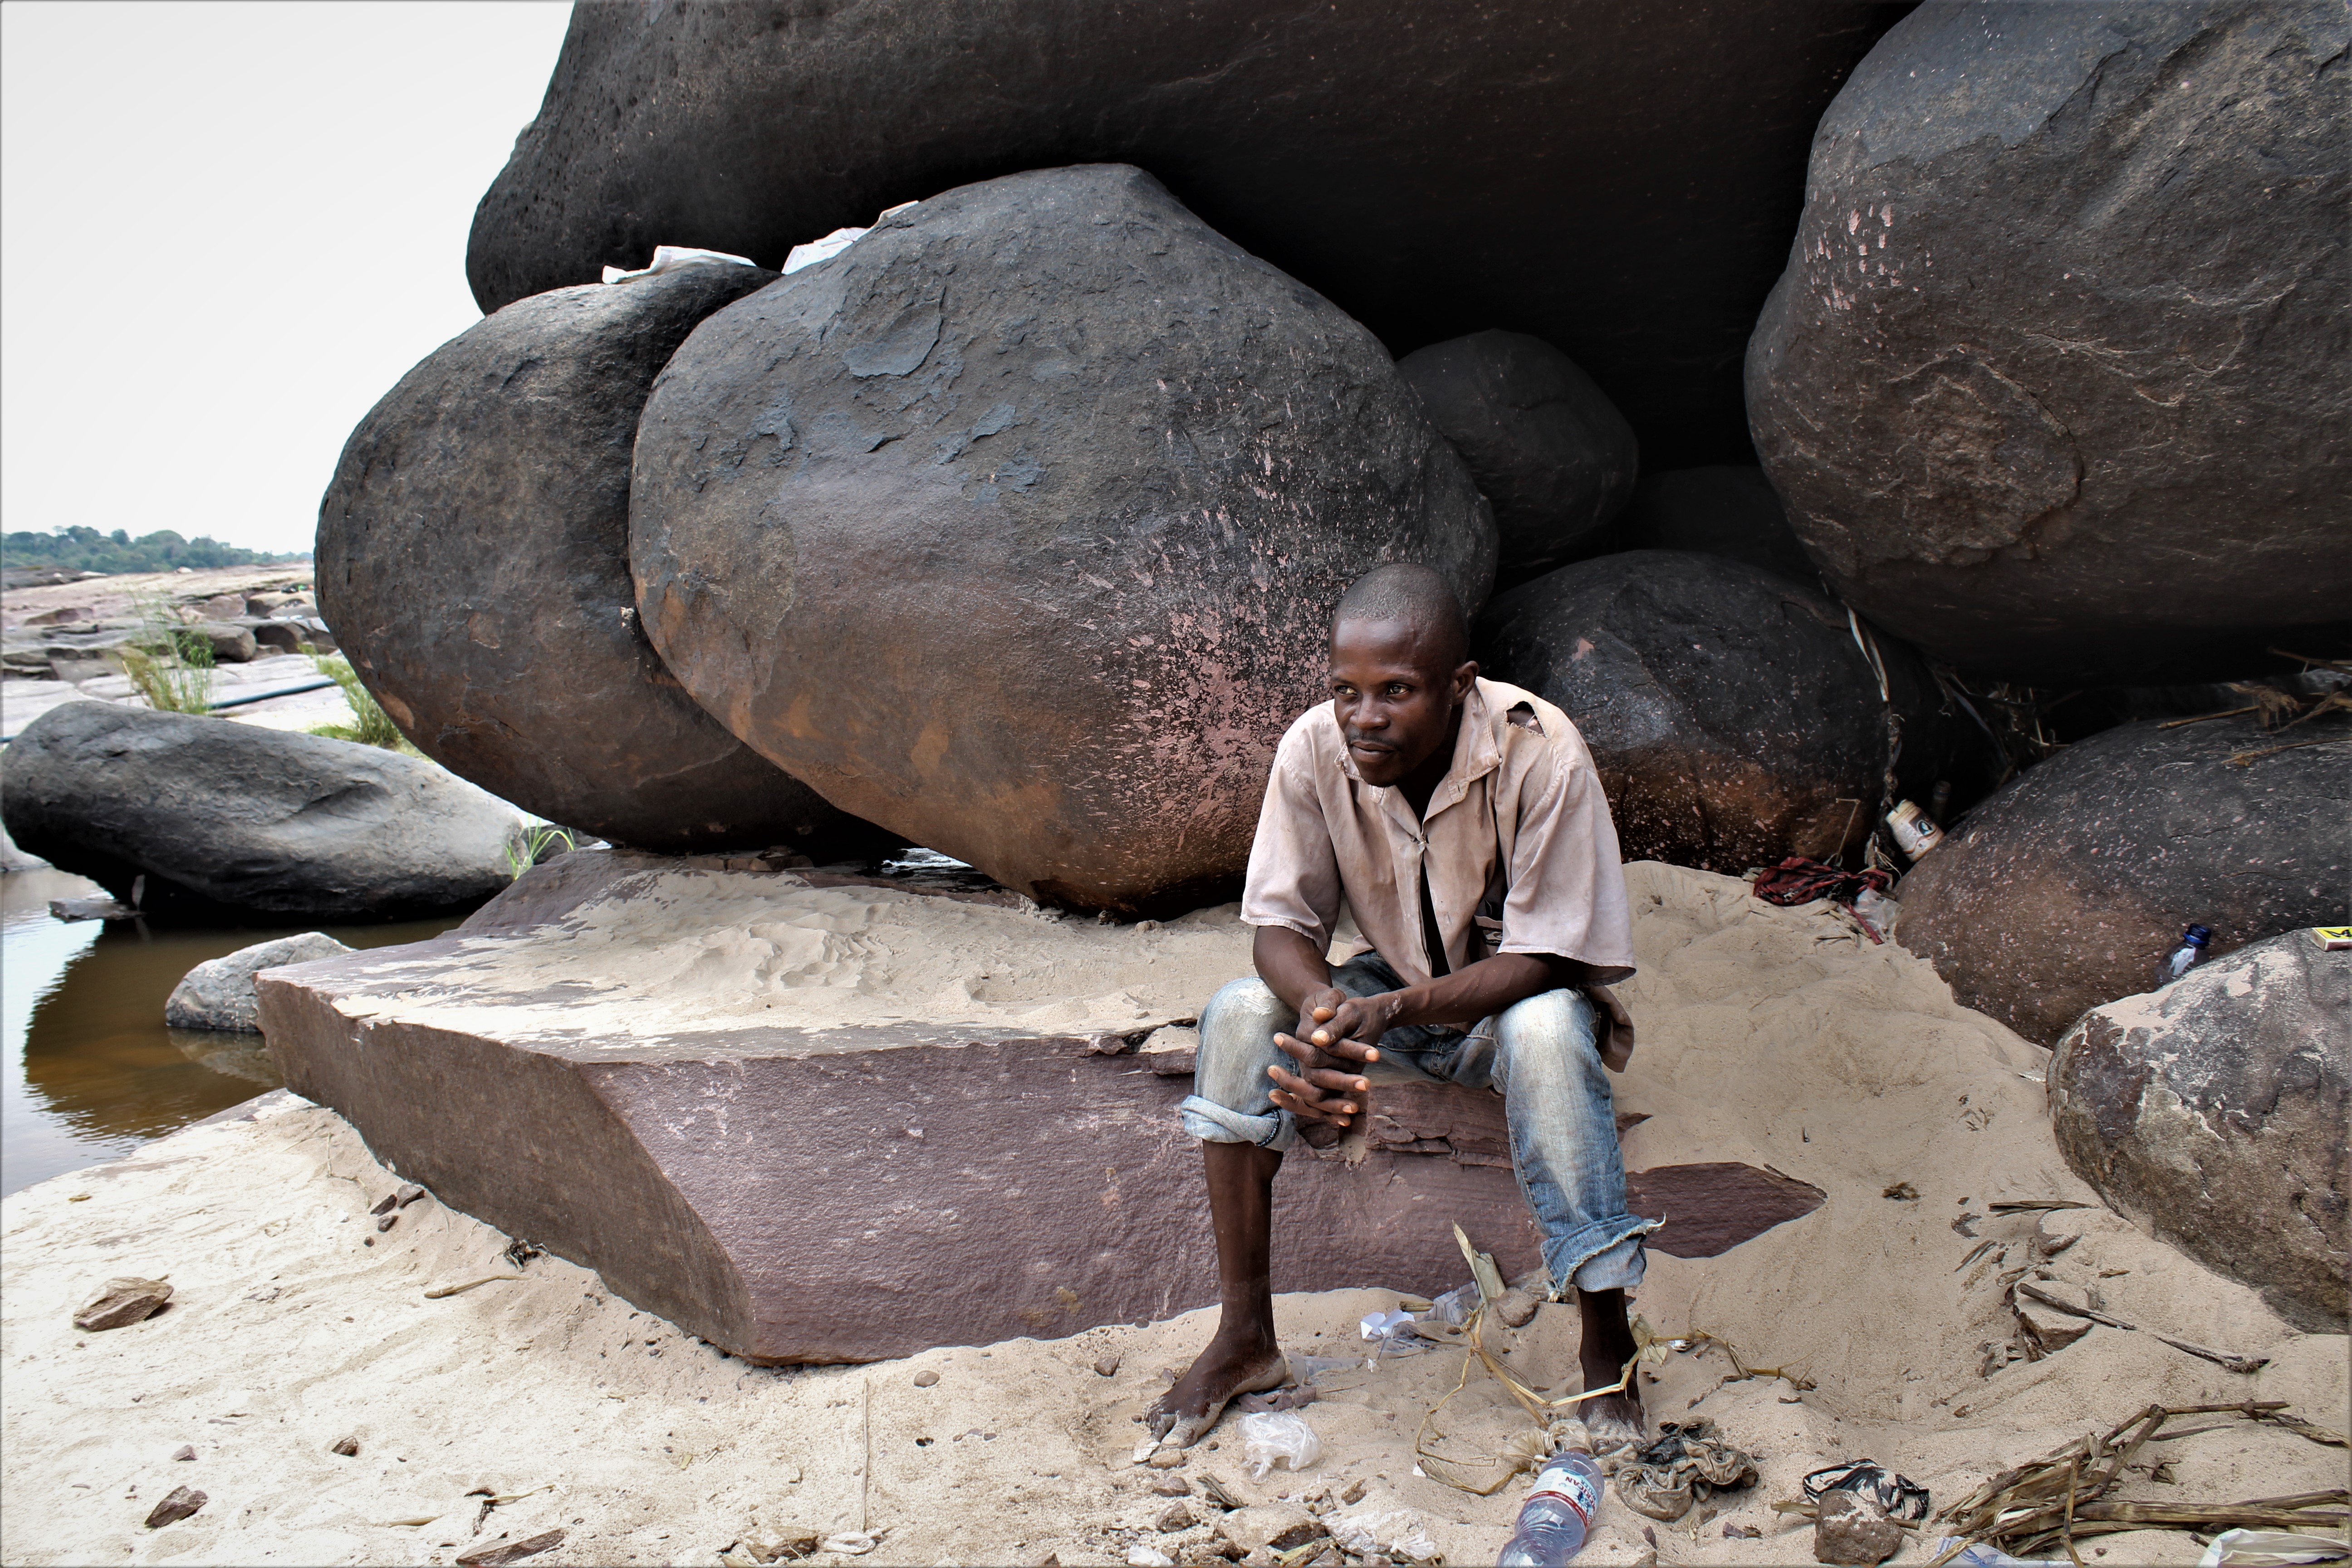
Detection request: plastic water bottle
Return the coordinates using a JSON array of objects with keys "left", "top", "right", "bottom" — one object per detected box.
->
[
  {"left": 2156, "top": 924, "right": 2213, "bottom": 988},
  {"left": 1498, "top": 1419, "right": 1602, "bottom": 1566}
]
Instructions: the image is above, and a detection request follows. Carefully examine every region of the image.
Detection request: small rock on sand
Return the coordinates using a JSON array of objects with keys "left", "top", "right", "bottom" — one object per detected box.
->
[
  {"left": 456, "top": 1528, "right": 567, "bottom": 1566},
  {"left": 329, "top": 1435, "right": 360, "bottom": 1456},
  {"left": 170, "top": 1446, "right": 196, "bottom": 1462},
  {"left": 397, "top": 1183, "right": 428, "bottom": 1207},
  {"left": 143, "top": 1486, "right": 206, "bottom": 1528},
  {"left": 1155, "top": 1503, "right": 1196, "bottom": 1532},
  {"left": 1150, "top": 1474, "right": 1192, "bottom": 1497},
  {"left": 1146, "top": 1447, "right": 1187, "bottom": 1469},
  {"left": 1218, "top": 1504, "right": 1323, "bottom": 1554},
  {"left": 912, "top": 1369, "right": 939, "bottom": 1387},
  {"left": 74, "top": 1277, "right": 172, "bottom": 1332},
  {"left": 1813, "top": 1493, "right": 1903, "bottom": 1565},
  {"left": 1493, "top": 1287, "right": 1541, "bottom": 1328},
  {"left": 1094, "top": 1355, "right": 1121, "bottom": 1377}
]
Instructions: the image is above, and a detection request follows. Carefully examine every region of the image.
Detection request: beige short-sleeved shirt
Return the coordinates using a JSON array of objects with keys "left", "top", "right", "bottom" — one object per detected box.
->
[{"left": 1241, "top": 677, "right": 1635, "bottom": 1009}]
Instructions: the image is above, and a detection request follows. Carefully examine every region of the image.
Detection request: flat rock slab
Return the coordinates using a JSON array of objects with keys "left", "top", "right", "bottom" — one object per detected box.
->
[{"left": 256, "top": 866, "right": 1821, "bottom": 1362}]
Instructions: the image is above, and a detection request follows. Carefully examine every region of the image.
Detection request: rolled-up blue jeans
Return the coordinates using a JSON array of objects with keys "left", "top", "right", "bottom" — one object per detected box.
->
[{"left": 1180, "top": 951, "right": 1654, "bottom": 1294}]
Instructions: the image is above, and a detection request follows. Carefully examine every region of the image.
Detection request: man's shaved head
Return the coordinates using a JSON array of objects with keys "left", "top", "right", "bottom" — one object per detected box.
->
[{"left": 1330, "top": 563, "right": 1469, "bottom": 669}]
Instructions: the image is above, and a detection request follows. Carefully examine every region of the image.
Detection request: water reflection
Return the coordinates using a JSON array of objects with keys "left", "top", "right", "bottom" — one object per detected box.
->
[{"left": 2, "top": 869, "right": 460, "bottom": 1196}]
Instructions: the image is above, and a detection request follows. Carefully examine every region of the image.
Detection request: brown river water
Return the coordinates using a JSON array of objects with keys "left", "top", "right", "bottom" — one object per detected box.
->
[{"left": 0, "top": 868, "right": 458, "bottom": 1197}]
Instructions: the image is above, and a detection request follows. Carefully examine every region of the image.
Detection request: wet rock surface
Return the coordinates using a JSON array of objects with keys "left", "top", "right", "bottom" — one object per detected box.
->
[
  {"left": 1397, "top": 330, "right": 1636, "bottom": 584},
  {"left": 165, "top": 932, "right": 355, "bottom": 1033},
  {"left": 1746, "top": 1, "right": 2352, "bottom": 681},
  {"left": 315, "top": 264, "right": 893, "bottom": 857},
  {"left": 0, "top": 701, "right": 521, "bottom": 923},
  {"left": 2050, "top": 931, "right": 2349, "bottom": 1333},
  {"left": 1475, "top": 551, "right": 1964, "bottom": 872},
  {"left": 466, "top": 0, "right": 1904, "bottom": 466},
  {"left": 630, "top": 165, "right": 1495, "bottom": 915},
  {"left": 1895, "top": 715, "right": 2350, "bottom": 1046}
]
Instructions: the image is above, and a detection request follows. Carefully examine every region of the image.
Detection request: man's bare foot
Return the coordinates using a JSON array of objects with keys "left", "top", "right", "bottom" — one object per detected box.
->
[
  {"left": 1145, "top": 1331, "right": 1289, "bottom": 1449},
  {"left": 1577, "top": 1288, "right": 1645, "bottom": 1450}
]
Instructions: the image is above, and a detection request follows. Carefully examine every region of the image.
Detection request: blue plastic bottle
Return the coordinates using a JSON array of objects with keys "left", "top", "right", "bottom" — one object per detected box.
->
[
  {"left": 1499, "top": 1420, "right": 1602, "bottom": 1566},
  {"left": 2156, "top": 924, "right": 2213, "bottom": 988}
]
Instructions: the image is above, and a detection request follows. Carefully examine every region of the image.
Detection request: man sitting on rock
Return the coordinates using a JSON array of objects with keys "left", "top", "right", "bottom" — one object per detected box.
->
[{"left": 1147, "top": 563, "right": 1652, "bottom": 1450}]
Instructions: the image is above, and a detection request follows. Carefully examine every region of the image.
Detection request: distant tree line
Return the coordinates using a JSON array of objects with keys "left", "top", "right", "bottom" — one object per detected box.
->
[{"left": 2, "top": 526, "right": 307, "bottom": 574}]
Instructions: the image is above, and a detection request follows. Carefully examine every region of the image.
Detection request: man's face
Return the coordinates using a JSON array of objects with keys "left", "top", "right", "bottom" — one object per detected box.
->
[{"left": 1327, "top": 618, "right": 1475, "bottom": 788}]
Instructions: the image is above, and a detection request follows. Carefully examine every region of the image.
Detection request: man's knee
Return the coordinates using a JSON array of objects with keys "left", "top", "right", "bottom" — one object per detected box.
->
[
  {"left": 1200, "top": 977, "right": 1284, "bottom": 1057},
  {"left": 1495, "top": 987, "right": 1605, "bottom": 1094}
]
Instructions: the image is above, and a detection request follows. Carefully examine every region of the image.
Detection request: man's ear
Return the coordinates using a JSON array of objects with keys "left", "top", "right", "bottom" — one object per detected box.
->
[{"left": 1453, "top": 660, "right": 1479, "bottom": 702}]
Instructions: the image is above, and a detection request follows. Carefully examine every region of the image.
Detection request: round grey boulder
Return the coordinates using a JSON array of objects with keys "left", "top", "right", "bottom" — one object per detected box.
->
[
  {"left": 1398, "top": 330, "right": 1637, "bottom": 584},
  {"left": 466, "top": 0, "right": 1909, "bottom": 466},
  {"left": 167, "top": 933, "right": 354, "bottom": 1033},
  {"left": 0, "top": 702, "right": 524, "bottom": 922},
  {"left": 630, "top": 165, "right": 1497, "bottom": 915},
  {"left": 1896, "top": 715, "right": 2350, "bottom": 1046},
  {"left": 1474, "top": 551, "right": 1968, "bottom": 873},
  {"left": 317, "top": 264, "right": 895, "bottom": 857},
  {"left": 2050, "top": 931, "right": 2348, "bottom": 1332},
  {"left": 1745, "top": 1, "right": 2351, "bottom": 681}
]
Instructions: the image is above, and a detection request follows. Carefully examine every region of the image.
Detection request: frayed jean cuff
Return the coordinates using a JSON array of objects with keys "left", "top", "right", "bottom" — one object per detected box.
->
[
  {"left": 1544, "top": 1214, "right": 1658, "bottom": 1295},
  {"left": 1179, "top": 1093, "right": 1296, "bottom": 1152}
]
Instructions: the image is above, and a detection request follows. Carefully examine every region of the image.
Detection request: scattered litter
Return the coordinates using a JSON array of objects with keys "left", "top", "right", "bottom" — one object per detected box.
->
[
  {"left": 1240, "top": 1411, "right": 1321, "bottom": 1479},
  {"left": 1125, "top": 1547, "right": 1175, "bottom": 1567},
  {"left": 784, "top": 228, "right": 867, "bottom": 274},
  {"left": 1610, "top": 1420, "right": 1761, "bottom": 1522},
  {"left": 74, "top": 1276, "right": 172, "bottom": 1332},
  {"left": 2196, "top": 1529, "right": 2352, "bottom": 1566},
  {"left": 1928, "top": 1544, "right": 2068, "bottom": 1568},
  {"left": 820, "top": 1531, "right": 879, "bottom": 1555},
  {"left": 601, "top": 246, "right": 757, "bottom": 284},
  {"left": 1883, "top": 1182, "right": 1920, "bottom": 1202},
  {"left": 501, "top": 1238, "right": 544, "bottom": 1268},
  {"left": 1803, "top": 1460, "right": 1930, "bottom": 1522},
  {"left": 1330, "top": 1503, "right": 1439, "bottom": 1561},
  {"left": 2012, "top": 1282, "right": 2271, "bottom": 1373},
  {"left": 143, "top": 1486, "right": 206, "bottom": 1528}
]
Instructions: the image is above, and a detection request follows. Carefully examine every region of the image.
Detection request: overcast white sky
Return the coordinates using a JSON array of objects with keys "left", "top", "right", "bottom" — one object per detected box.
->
[{"left": 2, "top": 1, "right": 572, "bottom": 556}]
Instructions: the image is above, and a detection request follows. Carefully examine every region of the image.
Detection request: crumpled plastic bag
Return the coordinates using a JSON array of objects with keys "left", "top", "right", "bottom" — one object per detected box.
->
[
  {"left": 600, "top": 245, "right": 757, "bottom": 284},
  {"left": 1930, "top": 1541, "right": 2068, "bottom": 1568},
  {"left": 782, "top": 201, "right": 922, "bottom": 274},
  {"left": 1239, "top": 1410, "right": 1320, "bottom": 1479},
  {"left": 1331, "top": 1502, "right": 1439, "bottom": 1561},
  {"left": 1803, "top": 1459, "right": 1930, "bottom": 1522},
  {"left": 2196, "top": 1530, "right": 2352, "bottom": 1567}
]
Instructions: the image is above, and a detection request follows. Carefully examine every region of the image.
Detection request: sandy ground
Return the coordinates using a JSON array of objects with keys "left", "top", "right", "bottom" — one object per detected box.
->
[{"left": 1, "top": 864, "right": 2342, "bottom": 1567}]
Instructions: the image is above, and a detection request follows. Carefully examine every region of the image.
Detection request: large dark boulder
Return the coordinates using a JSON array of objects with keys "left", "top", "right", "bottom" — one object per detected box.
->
[
  {"left": 316, "top": 265, "right": 895, "bottom": 857},
  {"left": 1896, "top": 715, "right": 2351, "bottom": 1046},
  {"left": 1746, "top": 1, "right": 2352, "bottom": 682},
  {"left": 466, "top": 0, "right": 1909, "bottom": 469},
  {"left": 630, "top": 165, "right": 1497, "bottom": 916},
  {"left": 1397, "top": 331, "right": 1637, "bottom": 584},
  {"left": 2050, "top": 931, "right": 2348, "bottom": 1332},
  {"left": 0, "top": 702, "right": 522, "bottom": 923},
  {"left": 1474, "top": 551, "right": 1967, "bottom": 872},
  {"left": 1602, "top": 466, "right": 1818, "bottom": 584}
]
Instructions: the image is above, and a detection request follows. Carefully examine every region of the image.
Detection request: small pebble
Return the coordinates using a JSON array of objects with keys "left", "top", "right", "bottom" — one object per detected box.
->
[
  {"left": 363, "top": 1237, "right": 374, "bottom": 1247},
  {"left": 375, "top": 1215, "right": 397, "bottom": 1233},
  {"left": 1146, "top": 1448, "right": 1187, "bottom": 1469},
  {"left": 1094, "top": 1355, "right": 1121, "bottom": 1377},
  {"left": 1339, "top": 1479, "right": 1367, "bottom": 1504},
  {"left": 144, "top": 1486, "right": 207, "bottom": 1528},
  {"left": 1150, "top": 1475, "right": 1192, "bottom": 1497},
  {"left": 912, "top": 1369, "right": 939, "bottom": 1388},
  {"left": 369, "top": 1194, "right": 398, "bottom": 1216},
  {"left": 170, "top": 1446, "right": 196, "bottom": 1462},
  {"left": 1154, "top": 1503, "right": 1196, "bottom": 1532},
  {"left": 330, "top": 1436, "right": 360, "bottom": 1457},
  {"left": 396, "top": 1183, "right": 428, "bottom": 1207}
]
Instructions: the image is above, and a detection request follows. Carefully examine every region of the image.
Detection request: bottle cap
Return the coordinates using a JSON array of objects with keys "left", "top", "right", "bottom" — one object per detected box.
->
[{"left": 2183, "top": 925, "right": 2212, "bottom": 946}]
